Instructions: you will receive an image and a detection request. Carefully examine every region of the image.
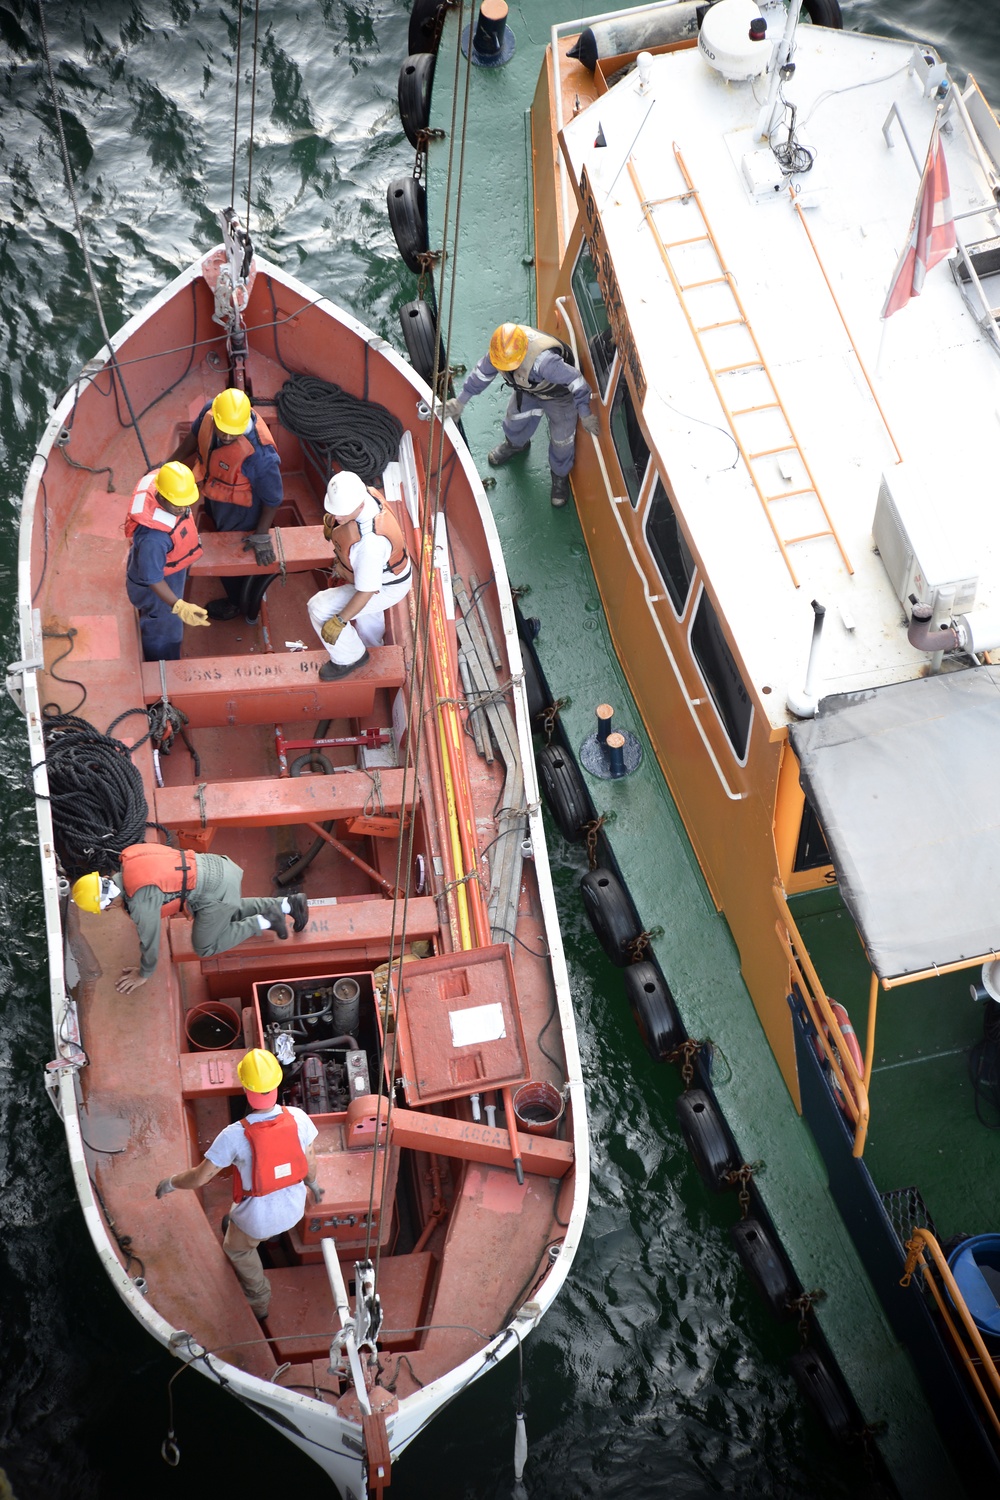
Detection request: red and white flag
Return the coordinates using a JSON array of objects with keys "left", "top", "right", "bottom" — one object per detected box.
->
[{"left": 881, "top": 115, "right": 956, "bottom": 319}]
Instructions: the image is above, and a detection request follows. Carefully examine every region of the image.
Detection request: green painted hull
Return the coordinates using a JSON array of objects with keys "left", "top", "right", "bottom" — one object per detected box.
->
[{"left": 412, "top": 6, "right": 972, "bottom": 1493}]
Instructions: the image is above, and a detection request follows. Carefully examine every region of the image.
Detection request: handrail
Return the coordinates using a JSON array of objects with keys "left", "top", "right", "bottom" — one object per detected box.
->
[
  {"left": 554, "top": 297, "right": 748, "bottom": 802},
  {"left": 901, "top": 1227, "right": 1000, "bottom": 1437},
  {"left": 773, "top": 884, "right": 870, "bottom": 1157}
]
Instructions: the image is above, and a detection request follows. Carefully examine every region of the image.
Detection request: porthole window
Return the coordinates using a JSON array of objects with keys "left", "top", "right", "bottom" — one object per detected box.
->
[
  {"left": 571, "top": 240, "right": 616, "bottom": 399},
  {"left": 610, "top": 371, "right": 650, "bottom": 509},
  {"left": 690, "top": 587, "right": 752, "bottom": 760},
  {"left": 646, "top": 475, "right": 694, "bottom": 616}
]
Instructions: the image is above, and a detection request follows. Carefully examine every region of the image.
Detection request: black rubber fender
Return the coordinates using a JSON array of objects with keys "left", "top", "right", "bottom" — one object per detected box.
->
[
  {"left": 519, "top": 644, "right": 546, "bottom": 730},
  {"left": 623, "top": 959, "right": 685, "bottom": 1059},
  {"left": 537, "top": 741, "right": 591, "bottom": 842},
  {"left": 580, "top": 866, "right": 640, "bottom": 967},
  {"left": 398, "top": 53, "right": 435, "bottom": 148},
  {"left": 676, "top": 1087, "right": 740, "bottom": 1192},
  {"left": 387, "top": 177, "right": 428, "bottom": 275},
  {"left": 802, "top": 0, "right": 843, "bottom": 26},
  {"left": 399, "top": 299, "right": 446, "bottom": 387},
  {"left": 731, "top": 1215, "right": 799, "bottom": 1322},
  {"left": 408, "top": 0, "right": 445, "bottom": 55},
  {"left": 789, "top": 1347, "right": 855, "bottom": 1443}
]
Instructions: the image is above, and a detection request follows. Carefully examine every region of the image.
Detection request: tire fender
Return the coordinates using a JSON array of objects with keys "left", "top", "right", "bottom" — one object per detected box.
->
[
  {"left": 537, "top": 742, "right": 591, "bottom": 842},
  {"left": 676, "top": 1087, "right": 740, "bottom": 1192},
  {"left": 580, "top": 866, "right": 640, "bottom": 966},
  {"left": 623, "top": 960, "right": 685, "bottom": 1059}
]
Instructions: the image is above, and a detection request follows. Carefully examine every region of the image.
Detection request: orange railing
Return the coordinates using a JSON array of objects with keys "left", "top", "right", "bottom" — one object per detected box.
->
[
  {"left": 773, "top": 883, "right": 870, "bottom": 1157},
  {"left": 901, "top": 1228, "right": 1000, "bottom": 1439}
]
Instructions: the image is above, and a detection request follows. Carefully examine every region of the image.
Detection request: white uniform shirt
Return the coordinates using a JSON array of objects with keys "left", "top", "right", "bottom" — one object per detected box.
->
[
  {"left": 206, "top": 1104, "right": 318, "bottom": 1241},
  {"left": 346, "top": 494, "right": 393, "bottom": 593}
]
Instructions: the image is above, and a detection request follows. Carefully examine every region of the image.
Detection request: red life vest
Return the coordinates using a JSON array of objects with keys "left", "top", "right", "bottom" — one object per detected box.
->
[
  {"left": 124, "top": 473, "right": 203, "bottom": 576},
  {"left": 119, "top": 844, "right": 195, "bottom": 918},
  {"left": 330, "top": 489, "right": 410, "bottom": 583},
  {"left": 194, "top": 410, "right": 277, "bottom": 508},
  {"left": 231, "top": 1107, "right": 309, "bottom": 1203}
]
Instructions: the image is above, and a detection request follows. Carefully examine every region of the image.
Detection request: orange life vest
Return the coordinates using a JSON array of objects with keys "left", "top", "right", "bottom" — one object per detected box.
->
[
  {"left": 330, "top": 489, "right": 410, "bottom": 583},
  {"left": 124, "top": 474, "right": 203, "bottom": 576},
  {"left": 231, "top": 1107, "right": 309, "bottom": 1203},
  {"left": 194, "top": 410, "right": 277, "bottom": 508},
  {"left": 119, "top": 844, "right": 195, "bottom": 918}
]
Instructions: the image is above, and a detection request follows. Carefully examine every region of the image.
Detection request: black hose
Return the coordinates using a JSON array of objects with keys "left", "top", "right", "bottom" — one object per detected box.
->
[
  {"left": 275, "top": 372, "right": 402, "bottom": 486},
  {"left": 274, "top": 744, "right": 335, "bottom": 888},
  {"left": 295, "top": 1035, "right": 359, "bottom": 1054},
  {"left": 36, "top": 713, "right": 149, "bottom": 880},
  {"left": 240, "top": 571, "right": 280, "bottom": 624}
]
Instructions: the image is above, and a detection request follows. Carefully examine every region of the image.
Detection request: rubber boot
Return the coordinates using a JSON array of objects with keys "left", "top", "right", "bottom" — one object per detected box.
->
[
  {"left": 488, "top": 438, "right": 529, "bottom": 467},
  {"left": 550, "top": 471, "right": 570, "bottom": 508}
]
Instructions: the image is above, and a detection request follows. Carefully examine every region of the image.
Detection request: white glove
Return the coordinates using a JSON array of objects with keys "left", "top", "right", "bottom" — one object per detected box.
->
[
  {"left": 442, "top": 397, "right": 465, "bottom": 421},
  {"left": 580, "top": 411, "right": 600, "bottom": 436}
]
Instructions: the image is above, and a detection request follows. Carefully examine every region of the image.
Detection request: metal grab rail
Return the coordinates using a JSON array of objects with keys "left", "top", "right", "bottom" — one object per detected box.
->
[
  {"left": 773, "top": 884, "right": 870, "bottom": 1157},
  {"left": 901, "top": 1227, "right": 1000, "bottom": 1438}
]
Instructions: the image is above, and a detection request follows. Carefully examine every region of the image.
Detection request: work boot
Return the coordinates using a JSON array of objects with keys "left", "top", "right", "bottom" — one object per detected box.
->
[
  {"left": 319, "top": 650, "right": 370, "bottom": 681},
  {"left": 488, "top": 438, "right": 529, "bottom": 468},
  {"left": 550, "top": 471, "right": 570, "bottom": 508},
  {"left": 271, "top": 910, "right": 289, "bottom": 940},
  {"left": 288, "top": 892, "right": 309, "bottom": 932},
  {"left": 206, "top": 598, "right": 239, "bottom": 622}
]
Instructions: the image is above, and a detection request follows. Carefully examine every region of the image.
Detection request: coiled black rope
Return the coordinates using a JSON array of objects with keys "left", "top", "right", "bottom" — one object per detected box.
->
[
  {"left": 275, "top": 372, "right": 402, "bottom": 485},
  {"left": 37, "top": 714, "right": 149, "bottom": 881}
]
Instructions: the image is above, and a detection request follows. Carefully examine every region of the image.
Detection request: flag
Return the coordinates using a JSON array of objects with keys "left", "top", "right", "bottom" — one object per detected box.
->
[{"left": 881, "top": 115, "right": 956, "bottom": 319}]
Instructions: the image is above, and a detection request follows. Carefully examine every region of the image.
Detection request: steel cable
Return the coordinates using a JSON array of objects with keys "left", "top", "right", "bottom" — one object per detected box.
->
[
  {"left": 275, "top": 372, "right": 403, "bottom": 484},
  {"left": 37, "top": 714, "right": 149, "bottom": 881}
]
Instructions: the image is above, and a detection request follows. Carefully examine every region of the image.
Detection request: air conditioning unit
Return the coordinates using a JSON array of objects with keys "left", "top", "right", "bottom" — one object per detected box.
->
[{"left": 872, "top": 470, "right": 978, "bottom": 618}]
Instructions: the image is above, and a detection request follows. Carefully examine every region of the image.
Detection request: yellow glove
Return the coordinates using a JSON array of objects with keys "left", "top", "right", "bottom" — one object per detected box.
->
[
  {"left": 172, "top": 598, "right": 210, "bottom": 627},
  {"left": 323, "top": 513, "right": 337, "bottom": 542},
  {"left": 321, "top": 614, "right": 347, "bottom": 645}
]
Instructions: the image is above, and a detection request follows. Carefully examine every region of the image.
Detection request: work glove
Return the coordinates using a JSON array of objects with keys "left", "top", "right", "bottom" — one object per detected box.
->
[
  {"left": 323, "top": 512, "right": 338, "bottom": 543},
  {"left": 308, "top": 1181, "right": 325, "bottom": 1204},
  {"left": 171, "top": 599, "right": 210, "bottom": 627},
  {"left": 243, "top": 531, "right": 276, "bottom": 567},
  {"left": 580, "top": 411, "right": 600, "bottom": 436},
  {"left": 155, "top": 1178, "right": 176, "bottom": 1198},
  {"left": 441, "top": 397, "right": 465, "bottom": 422},
  {"left": 321, "top": 614, "right": 347, "bottom": 646}
]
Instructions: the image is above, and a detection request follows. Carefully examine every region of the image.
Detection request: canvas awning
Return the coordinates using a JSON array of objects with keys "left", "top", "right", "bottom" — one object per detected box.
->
[{"left": 789, "top": 666, "right": 1000, "bottom": 982}]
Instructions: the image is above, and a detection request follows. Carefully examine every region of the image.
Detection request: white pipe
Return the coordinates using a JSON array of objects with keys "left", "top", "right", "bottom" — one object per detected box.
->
[
  {"left": 754, "top": 0, "right": 802, "bottom": 143},
  {"left": 322, "top": 1239, "right": 372, "bottom": 1415}
]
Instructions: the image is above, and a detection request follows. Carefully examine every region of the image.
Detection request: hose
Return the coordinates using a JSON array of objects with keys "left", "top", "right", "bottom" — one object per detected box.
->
[
  {"left": 37, "top": 713, "right": 149, "bottom": 881},
  {"left": 275, "top": 372, "right": 402, "bottom": 486},
  {"left": 274, "top": 739, "right": 334, "bottom": 889}
]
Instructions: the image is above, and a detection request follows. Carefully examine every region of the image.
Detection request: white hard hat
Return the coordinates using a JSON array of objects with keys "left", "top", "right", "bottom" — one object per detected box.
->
[{"left": 323, "top": 471, "right": 368, "bottom": 518}]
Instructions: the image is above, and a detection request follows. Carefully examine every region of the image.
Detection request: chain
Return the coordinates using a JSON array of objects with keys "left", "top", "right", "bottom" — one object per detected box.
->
[
  {"left": 666, "top": 1037, "right": 702, "bottom": 1088},
  {"left": 899, "top": 1235, "right": 923, "bottom": 1288},
  {"left": 722, "top": 1161, "right": 756, "bottom": 1218},
  {"left": 626, "top": 929, "right": 653, "bottom": 963},
  {"left": 539, "top": 698, "right": 569, "bottom": 746},
  {"left": 787, "top": 1288, "right": 827, "bottom": 1345},
  {"left": 582, "top": 816, "right": 604, "bottom": 870}
]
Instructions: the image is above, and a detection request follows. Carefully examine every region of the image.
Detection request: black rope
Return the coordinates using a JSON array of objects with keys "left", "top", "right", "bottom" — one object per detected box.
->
[
  {"left": 275, "top": 373, "right": 403, "bottom": 485},
  {"left": 36, "top": 714, "right": 149, "bottom": 881}
]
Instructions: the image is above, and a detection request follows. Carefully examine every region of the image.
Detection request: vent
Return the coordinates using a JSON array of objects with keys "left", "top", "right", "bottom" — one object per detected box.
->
[{"left": 873, "top": 470, "right": 977, "bottom": 618}]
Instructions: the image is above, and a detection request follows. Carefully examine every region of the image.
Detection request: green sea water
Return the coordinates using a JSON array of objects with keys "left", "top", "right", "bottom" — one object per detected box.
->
[{"left": 1, "top": 3, "right": 998, "bottom": 1496}]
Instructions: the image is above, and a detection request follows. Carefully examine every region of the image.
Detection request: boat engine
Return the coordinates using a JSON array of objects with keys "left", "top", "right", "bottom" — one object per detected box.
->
[{"left": 263, "top": 977, "right": 374, "bottom": 1115}]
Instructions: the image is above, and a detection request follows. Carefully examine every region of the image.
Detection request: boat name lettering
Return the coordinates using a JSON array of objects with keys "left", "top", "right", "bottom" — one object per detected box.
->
[{"left": 579, "top": 166, "right": 646, "bottom": 404}]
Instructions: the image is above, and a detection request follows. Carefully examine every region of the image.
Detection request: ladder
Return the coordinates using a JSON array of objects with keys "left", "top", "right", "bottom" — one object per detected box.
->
[{"left": 628, "top": 145, "right": 852, "bottom": 588}]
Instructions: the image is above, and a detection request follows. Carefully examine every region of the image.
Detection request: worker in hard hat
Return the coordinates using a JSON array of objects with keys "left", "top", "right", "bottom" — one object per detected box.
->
[
  {"left": 306, "top": 470, "right": 412, "bottom": 680},
  {"left": 441, "top": 322, "right": 599, "bottom": 507},
  {"left": 125, "top": 461, "right": 209, "bottom": 661},
  {"left": 71, "top": 845, "right": 309, "bottom": 994},
  {"left": 154, "top": 1049, "right": 322, "bottom": 1320},
  {"left": 172, "top": 387, "right": 283, "bottom": 622}
]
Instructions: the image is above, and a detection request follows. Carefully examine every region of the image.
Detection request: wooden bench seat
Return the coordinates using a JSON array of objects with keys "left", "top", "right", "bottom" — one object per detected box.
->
[
  {"left": 154, "top": 767, "right": 416, "bottom": 831},
  {"left": 140, "top": 644, "right": 405, "bottom": 726},
  {"left": 167, "top": 894, "right": 440, "bottom": 966},
  {"left": 188, "top": 523, "right": 329, "bottom": 576}
]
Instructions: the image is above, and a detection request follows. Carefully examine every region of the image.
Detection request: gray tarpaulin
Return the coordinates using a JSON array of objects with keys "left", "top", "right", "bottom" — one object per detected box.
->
[{"left": 789, "top": 666, "right": 1000, "bottom": 981}]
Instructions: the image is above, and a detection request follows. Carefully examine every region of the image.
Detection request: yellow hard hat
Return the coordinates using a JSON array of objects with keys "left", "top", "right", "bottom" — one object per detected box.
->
[
  {"left": 71, "top": 873, "right": 120, "bottom": 912},
  {"left": 237, "top": 1048, "right": 283, "bottom": 1094},
  {"left": 488, "top": 323, "right": 529, "bottom": 371},
  {"left": 211, "top": 388, "right": 252, "bottom": 435},
  {"left": 155, "top": 461, "right": 199, "bottom": 508}
]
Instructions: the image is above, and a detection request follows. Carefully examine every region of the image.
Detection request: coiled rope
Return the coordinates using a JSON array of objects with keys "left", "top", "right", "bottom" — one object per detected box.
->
[
  {"left": 275, "top": 372, "right": 403, "bottom": 485},
  {"left": 38, "top": 715, "right": 149, "bottom": 881}
]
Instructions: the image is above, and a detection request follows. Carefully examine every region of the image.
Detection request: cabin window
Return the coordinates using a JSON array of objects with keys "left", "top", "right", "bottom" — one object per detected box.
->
[
  {"left": 610, "top": 371, "right": 650, "bottom": 508},
  {"left": 571, "top": 241, "right": 616, "bottom": 398},
  {"left": 794, "top": 797, "right": 831, "bottom": 872},
  {"left": 646, "top": 475, "right": 694, "bottom": 615},
  {"left": 689, "top": 587, "right": 752, "bottom": 760}
]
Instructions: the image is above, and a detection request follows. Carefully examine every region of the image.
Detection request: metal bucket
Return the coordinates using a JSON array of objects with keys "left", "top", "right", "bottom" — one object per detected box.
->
[
  {"left": 184, "top": 1001, "right": 241, "bottom": 1052},
  {"left": 512, "top": 1080, "right": 564, "bottom": 1137}
]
